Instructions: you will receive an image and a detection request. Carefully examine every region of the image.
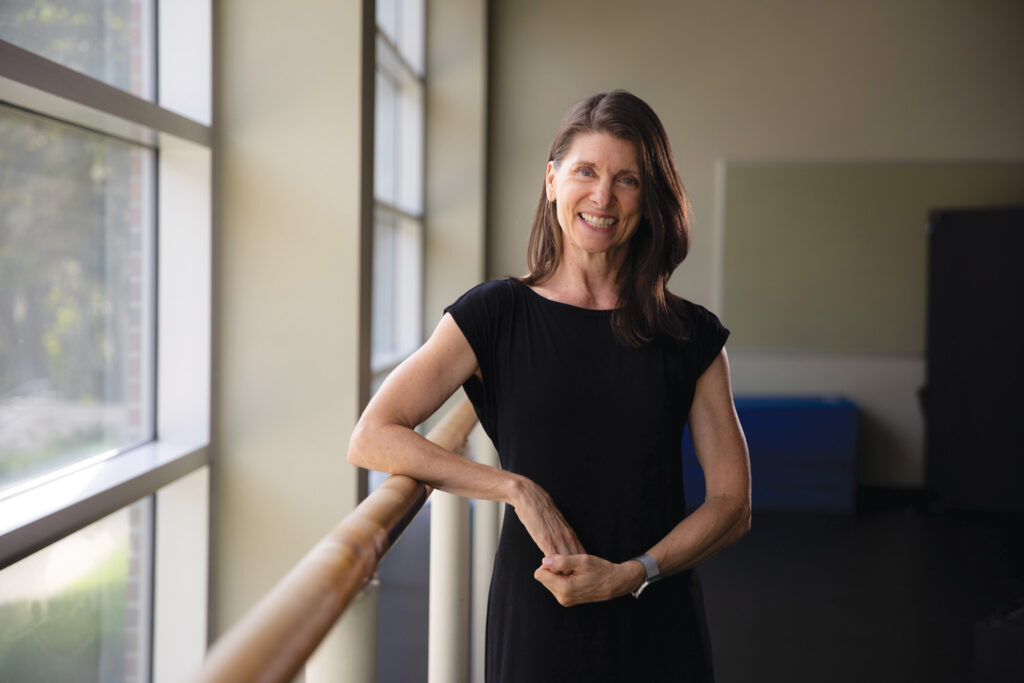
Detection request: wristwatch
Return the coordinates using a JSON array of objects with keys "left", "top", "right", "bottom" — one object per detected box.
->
[{"left": 629, "top": 553, "right": 661, "bottom": 599}]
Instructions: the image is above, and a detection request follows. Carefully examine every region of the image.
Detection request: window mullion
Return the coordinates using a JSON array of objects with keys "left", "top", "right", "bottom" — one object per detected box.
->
[{"left": 375, "top": 27, "right": 424, "bottom": 82}]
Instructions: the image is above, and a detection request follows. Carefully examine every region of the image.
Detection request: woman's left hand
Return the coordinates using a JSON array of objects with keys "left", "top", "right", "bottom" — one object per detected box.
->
[{"left": 533, "top": 554, "right": 645, "bottom": 606}]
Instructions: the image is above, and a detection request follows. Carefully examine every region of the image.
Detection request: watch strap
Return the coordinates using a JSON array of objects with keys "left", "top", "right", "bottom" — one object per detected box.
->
[{"left": 629, "top": 553, "right": 661, "bottom": 599}]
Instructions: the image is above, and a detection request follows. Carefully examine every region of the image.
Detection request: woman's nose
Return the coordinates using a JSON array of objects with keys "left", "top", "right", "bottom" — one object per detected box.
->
[{"left": 590, "top": 179, "right": 614, "bottom": 208}]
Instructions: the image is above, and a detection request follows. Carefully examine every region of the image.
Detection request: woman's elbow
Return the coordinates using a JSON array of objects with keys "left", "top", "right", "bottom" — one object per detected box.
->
[
  {"left": 718, "top": 491, "right": 750, "bottom": 542},
  {"left": 734, "top": 498, "right": 752, "bottom": 538},
  {"left": 347, "top": 421, "right": 378, "bottom": 470}
]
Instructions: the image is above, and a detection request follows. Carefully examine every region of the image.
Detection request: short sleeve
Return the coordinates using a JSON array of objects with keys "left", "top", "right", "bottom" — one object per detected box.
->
[
  {"left": 442, "top": 279, "right": 510, "bottom": 386},
  {"left": 687, "top": 302, "right": 731, "bottom": 377},
  {"left": 442, "top": 280, "right": 513, "bottom": 443}
]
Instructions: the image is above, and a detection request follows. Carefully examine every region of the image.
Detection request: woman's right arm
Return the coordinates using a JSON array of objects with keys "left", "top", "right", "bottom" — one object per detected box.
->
[{"left": 348, "top": 312, "right": 585, "bottom": 557}]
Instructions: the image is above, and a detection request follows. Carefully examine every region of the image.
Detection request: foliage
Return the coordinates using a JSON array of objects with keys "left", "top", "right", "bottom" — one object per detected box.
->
[
  {"left": 0, "top": 546, "right": 136, "bottom": 682},
  {"left": 0, "top": 3, "right": 151, "bottom": 678},
  {"left": 0, "top": 425, "right": 112, "bottom": 482},
  {"left": 0, "top": 105, "right": 136, "bottom": 400},
  {"left": 0, "top": 1, "right": 138, "bottom": 95},
  {"left": 0, "top": 0, "right": 149, "bottom": 488}
]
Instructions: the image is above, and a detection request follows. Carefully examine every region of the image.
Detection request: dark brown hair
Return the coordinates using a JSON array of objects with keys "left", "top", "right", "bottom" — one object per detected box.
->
[{"left": 519, "top": 90, "right": 693, "bottom": 347}]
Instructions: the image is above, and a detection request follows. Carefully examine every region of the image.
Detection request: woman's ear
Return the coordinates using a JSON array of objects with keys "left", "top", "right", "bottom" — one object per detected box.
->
[{"left": 545, "top": 161, "right": 557, "bottom": 202}]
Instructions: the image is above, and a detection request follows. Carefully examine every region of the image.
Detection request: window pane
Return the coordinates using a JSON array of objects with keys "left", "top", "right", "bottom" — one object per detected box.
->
[
  {"left": 375, "top": 35, "right": 424, "bottom": 217},
  {"left": 0, "top": 499, "right": 153, "bottom": 682},
  {"left": 396, "top": 73, "right": 424, "bottom": 216},
  {"left": 0, "top": 105, "right": 155, "bottom": 493},
  {"left": 0, "top": 0, "right": 155, "bottom": 100},
  {"left": 371, "top": 211, "right": 396, "bottom": 366},
  {"left": 371, "top": 209, "right": 423, "bottom": 371},
  {"left": 397, "top": 0, "right": 424, "bottom": 75},
  {"left": 376, "top": 0, "right": 398, "bottom": 48},
  {"left": 376, "top": 0, "right": 423, "bottom": 77},
  {"left": 0, "top": 0, "right": 155, "bottom": 99},
  {"left": 374, "top": 66, "right": 397, "bottom": 206}
]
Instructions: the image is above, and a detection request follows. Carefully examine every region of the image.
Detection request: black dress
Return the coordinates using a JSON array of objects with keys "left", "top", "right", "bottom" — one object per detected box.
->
[{"left": 444, "top": 279, "right": 729, "bottom": 683}]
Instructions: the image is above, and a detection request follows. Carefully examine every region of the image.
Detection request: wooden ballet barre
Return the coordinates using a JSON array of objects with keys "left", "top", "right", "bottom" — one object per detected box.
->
[{"left": 193, "top": 397, "right": 478, "bottom": 683}]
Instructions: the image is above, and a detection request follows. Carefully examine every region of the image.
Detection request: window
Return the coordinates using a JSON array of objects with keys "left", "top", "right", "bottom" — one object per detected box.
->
[
  {"left": 0, "top": 499, "right": 152, "bottom": 682},
  {"left": 0, "top": 2, "right": 211, "bottom": 679},
  {"left": 0, "top": 104, "right": 155, "bottom": 494},
  {"left": 372, "top": 0, "right": 426, "bottom": 378}
]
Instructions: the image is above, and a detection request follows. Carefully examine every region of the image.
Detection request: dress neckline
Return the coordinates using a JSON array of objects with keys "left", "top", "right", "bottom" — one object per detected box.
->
[{"left": 512, "top": 279, "right": 618, "bottom": 316}]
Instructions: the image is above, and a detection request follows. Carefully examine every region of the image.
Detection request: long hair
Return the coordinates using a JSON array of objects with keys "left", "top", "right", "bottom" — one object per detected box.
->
[{"left": 519, "top": 90, "right": 693, "bottom": 347}]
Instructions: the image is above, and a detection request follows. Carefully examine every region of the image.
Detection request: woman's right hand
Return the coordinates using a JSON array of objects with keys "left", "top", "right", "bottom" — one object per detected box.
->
[{"left": 508, "top": 478, "right": 585, "bottom": 558}]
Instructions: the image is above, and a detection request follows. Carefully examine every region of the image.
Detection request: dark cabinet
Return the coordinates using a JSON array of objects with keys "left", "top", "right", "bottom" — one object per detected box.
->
[{"left": 923, "top": 207, "right": 1024, "bottom": 511}]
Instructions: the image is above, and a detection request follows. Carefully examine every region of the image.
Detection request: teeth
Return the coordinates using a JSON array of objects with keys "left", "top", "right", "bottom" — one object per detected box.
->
[{"left": 580, "top": 212, "right": 617, "bottom": 228}]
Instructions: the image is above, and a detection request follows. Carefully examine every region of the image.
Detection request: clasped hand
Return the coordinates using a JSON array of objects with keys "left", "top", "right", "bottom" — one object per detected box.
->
[
  {"left": 533, "top": 553, "right": 640, "bottom": 606},
  {"left": 511, "top": 478, "right": 640, "bottom": 606}
]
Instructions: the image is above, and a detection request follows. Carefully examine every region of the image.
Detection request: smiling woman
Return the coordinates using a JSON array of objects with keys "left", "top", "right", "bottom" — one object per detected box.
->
[
  {"left": 522, "top": 90, "right": 694, "bottom": 348},
  {"left": 349, "top": 90, "right": 750, "bottom": 682}
]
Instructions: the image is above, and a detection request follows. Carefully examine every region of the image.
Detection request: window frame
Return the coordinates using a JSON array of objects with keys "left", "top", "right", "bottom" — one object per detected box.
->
[
  {"left": 369, "top": 6, "right": 427, "bottom": 382},
  {"left": 0, "top": 5, "right": 213, "bottom": 677},
  {"left": 0, "top": 36, "right": 210, "bottom": 566}
]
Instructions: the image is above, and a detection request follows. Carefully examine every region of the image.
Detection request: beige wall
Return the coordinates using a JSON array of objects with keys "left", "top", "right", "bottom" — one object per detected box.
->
[
  {"left": 723, "top": 163, "right": 1024, "bottom": 355},
  {"left": 488, "top": 0, "right": 1024, "bottom": 485},
  {"left": 213, "top": 0, "right": 365, "bottom": 637},
  {"left": 425, "top": 0, "right": 489, "bottom": 328},
  {"left": 212, "top": 2, "right": 491, "bottom": 676}
]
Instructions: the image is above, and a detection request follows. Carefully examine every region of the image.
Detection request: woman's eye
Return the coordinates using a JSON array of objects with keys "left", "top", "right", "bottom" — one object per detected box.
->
[
  {"left": 575, "top": 167, "right": 594, "bottom": 177},
  {"left": 620, "top": 176, "right": 640, "bottom": 187}
]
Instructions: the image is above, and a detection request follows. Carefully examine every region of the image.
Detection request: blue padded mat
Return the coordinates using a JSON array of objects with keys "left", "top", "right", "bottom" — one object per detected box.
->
[{"left": 682, "top": 396, "right": 858, "bottom": 512}]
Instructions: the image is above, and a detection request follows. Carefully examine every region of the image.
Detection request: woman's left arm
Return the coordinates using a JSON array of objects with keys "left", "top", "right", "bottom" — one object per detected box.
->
[{"left": 535, "top": 348, "right": 751, "bottom": 606}]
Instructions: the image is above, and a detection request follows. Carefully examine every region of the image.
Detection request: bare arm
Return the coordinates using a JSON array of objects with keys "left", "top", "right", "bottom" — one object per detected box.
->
[
  {"left": 348, "top": 312, "right": 585, "bottom": 556},
  {"left": 535, "top": 348, "right": 751, "bottom": 604}
]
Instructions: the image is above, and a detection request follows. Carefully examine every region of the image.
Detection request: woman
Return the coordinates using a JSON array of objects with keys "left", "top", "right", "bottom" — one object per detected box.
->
[{"left": 349, "top": 90, "right": 751, "bottom": 682}]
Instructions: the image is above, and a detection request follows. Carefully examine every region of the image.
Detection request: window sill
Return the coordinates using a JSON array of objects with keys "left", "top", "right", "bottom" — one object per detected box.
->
[{"left": 0, "top": 438, "right": 209, "bottom": 569}]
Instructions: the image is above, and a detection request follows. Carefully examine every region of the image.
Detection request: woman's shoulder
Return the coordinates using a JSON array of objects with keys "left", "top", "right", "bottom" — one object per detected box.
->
[
  {"left": 667, "top": 295, "right": 730, "bottom": 373},
  {"left": 445, "top": 278, "right": 521, "bottom": 317},
  {"left": 655, "top": 294, "right": 720, "bottom": 335},
  {"left": 676, "top": 297, "right": 726, "bottom": 333},
  {"left": 448, "top": 278, "right": 517, "bottom": 305}
]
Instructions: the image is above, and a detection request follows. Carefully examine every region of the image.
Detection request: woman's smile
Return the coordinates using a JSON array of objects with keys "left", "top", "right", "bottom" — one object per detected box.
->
[{"left": 579, "top": 212, "right": 618, "bottom": 230}]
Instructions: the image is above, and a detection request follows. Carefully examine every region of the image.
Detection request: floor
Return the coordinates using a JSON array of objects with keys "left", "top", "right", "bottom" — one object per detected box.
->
[
  {"left": 376, "top": 504, "right": 431, "bottom": 683},
  {"left": 375, "top": 492, "right": 1024, "bottom": 682},
  {"left": 700, "top": 493, "right": 1024, "bottom": 683}
]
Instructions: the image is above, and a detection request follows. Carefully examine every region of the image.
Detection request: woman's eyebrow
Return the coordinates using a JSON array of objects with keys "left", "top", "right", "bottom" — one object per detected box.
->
[{"left": 571, "top": 159, "right": 640, "bottom": 175}]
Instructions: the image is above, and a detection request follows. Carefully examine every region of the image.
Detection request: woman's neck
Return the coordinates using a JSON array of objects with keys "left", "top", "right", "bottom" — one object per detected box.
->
[{"left": 531, "top": 257, "right": 622, "bottom": 310}]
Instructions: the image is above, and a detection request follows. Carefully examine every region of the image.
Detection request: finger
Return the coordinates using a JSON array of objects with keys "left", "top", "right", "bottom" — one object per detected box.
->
[
  {"left": 534, "top": 567, "right": 568, "bottom": 597},
  {"left": 544, "top": 557, "right": 585, "bottom": 577},
  {"left": 534, "top": 566, "right": 560, "bottom": 588},
  {"left": 542, "top": 554, "right": 575, "bottom": 574}
]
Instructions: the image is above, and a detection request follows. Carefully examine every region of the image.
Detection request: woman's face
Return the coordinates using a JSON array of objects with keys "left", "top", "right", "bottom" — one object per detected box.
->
[{"left": 545, "top": 131, "right": 644, "bottom": 264}]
